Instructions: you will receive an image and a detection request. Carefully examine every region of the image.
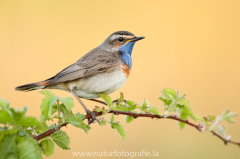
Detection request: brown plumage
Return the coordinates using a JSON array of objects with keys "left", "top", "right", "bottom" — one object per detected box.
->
[
  {"left": 15, "top": 31, "right": 144, "bottom": 124},
  {"left": 15, "top": 31, "right": 138, "bottom": 93},
  {"left": 15, "top": 48, "right": 120, "bottom": 91}
]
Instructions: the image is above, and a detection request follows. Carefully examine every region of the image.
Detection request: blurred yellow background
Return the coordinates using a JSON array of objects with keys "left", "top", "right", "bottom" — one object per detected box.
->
[{"left": 1, "top": 0, "right": 240, "bottom": 158}]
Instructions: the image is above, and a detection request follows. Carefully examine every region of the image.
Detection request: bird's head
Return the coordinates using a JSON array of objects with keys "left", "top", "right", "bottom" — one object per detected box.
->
[{"left": 101, "top": 31, "right": 145, "bottom": 52}]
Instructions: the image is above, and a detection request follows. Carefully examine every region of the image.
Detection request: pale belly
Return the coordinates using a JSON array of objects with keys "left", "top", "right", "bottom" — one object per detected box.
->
[
  {"left": 69, "top": 68, "right": 128, "bottom": 99},
  {"left": 47, "top": 63, "right": 130, "bottom": 99}
]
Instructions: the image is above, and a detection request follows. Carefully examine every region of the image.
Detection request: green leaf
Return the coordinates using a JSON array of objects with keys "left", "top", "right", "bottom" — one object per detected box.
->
[
  {"left": 38, "top": 122, "right": 48, "bottom": 133},
  {"left": 221, "top": 110, "right": 229, "bottom": 118},
  {"left": 18, "top": 136, "right": 42, "bottom": 159},
  {"left": 95, "top": 107, "right": 103, "bottom": 112},
  {"left": 53, "top": 114, "right": 63, "bottom": 119},
  {"left": 49, "top": 97, "right": 58, "bottom": 117},
  {"left": 39, "top": 90, "right": 54, "bottom": 97},
  {"left": 221, "top": 110, "right": 237, "bottom": 123},
  {"left": 218, "top": 125, "right": 226, "bottom": 136},
  {"left": 161, "top": 91, "right": 173, "bottom": 100},
  {"left": 41, "top": 139, "right": 55, "bottom": 157},
  {"left": 148, "top": 106, "right": 161, "bottom": 116},
  {"left": 177, "top": 99, "right": 190, "bottom": 109},
  {"left": 51, "top": 130, "right": 70, "bottom": 150},
  {"left": 48, "top": 124, "right": 55, "bottom": 129},
  {"left": 17, "top": 116, "right": 40, "bottom": 127},
  {"left": 178, "top": 113, "right": 187, "bottom": 129},
  {"left": 109, "top": 114, "right": 114, "bottom": 123},
  {"left": 11, "top": 107, "right": 28, "bottom": 122},
  {"left": 39, "top": 115, "right": 46, "bottom": 123},
  {"left": 208, "top": 115, "right": 216, "bottom": 121},
  {"left": 40, "top": 96, "right": 58, "bottom": 120},
  {"left": 75, "top": 112, "right": 86, "bottom": 121},
  {"left": 126, "top": 100, "right": 136, "bottom": 111},
  {"left": 195, "top": 115, "right": 204, "bottom": 122},
  {"left": 0, "top": 134, "right": 18, "bottom": 159},
  {"left": 111, "top": 123, "right": 126, "bottom": 141},
  {"left": 98, "top": 93, "right": 112, "bottom": 107},
  {"left": 69, "top": 116, "right": 91, "bottom": 133},
  {"left": 0, "top": 98, "right": 10, "bottom": 111},
  {"left": 177, "top": 97, "right": 195, "bottom": 120},
  {"left": 116, "top": 107, "right": 130, "bottom": 112},
  {"left": 141, "top": 99, "right": 149, "bottom": 110},
  {"left": 208, "top": 116, "right": 220, "bottom": 131},
  {"left": 59, "top": 104, "right": 72, "bottom": 116},
  {"left": 225, "top": 113, "right": 238, "bottom": 123},
  {"left": 0, "top": 126, "right": 8, "bottom": 131},
  {"left": 99, "top": 119, "right": 107, "bottom": 126},
  {"left": 163, "top": 88, "right": 177, "bottom": 99},
  {"left": 118, "top": 92, "right": 124, "bottom": 103},
  {"left": 60, "top": 97, "right": 74, "bottom": 111},
  {"left": 208, "top": 124, "right": 218, "bottom": 131},
  {"left": 178, "top": 93, "right": 186, "bottom": 99},
  {"left": 0, "top": 110, "right": 14, "bottom": 125},
  {"left": 159, "top": 97, "right": 172, "bottom": 106},
  {"left": 176, "top": 103, "right": 184, "bottom": 109},
  {"left": 125, "top": 115, "right": 134, "bottom": 123},
  {"left": 181, "top": 107, "right": 196, "bottom": 120},
  {"left": 51, "top": 104, "right": 58, "bottom": 114},
  {"left": 0, "top": 127, "right": 18, "bottom": 143}
]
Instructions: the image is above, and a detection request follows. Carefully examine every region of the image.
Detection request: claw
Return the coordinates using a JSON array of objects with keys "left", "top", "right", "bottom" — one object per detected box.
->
[{"left": 86, "top": 109, "right": 99, "bottom": 125}]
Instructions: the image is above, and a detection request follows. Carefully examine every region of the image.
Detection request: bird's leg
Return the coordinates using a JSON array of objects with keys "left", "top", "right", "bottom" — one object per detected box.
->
[
  {"left": 87, "top": 98, "right": 126, "bottom": 106},
  {"left": 68, "top": 87, "right": 98, "bottom": 125}
]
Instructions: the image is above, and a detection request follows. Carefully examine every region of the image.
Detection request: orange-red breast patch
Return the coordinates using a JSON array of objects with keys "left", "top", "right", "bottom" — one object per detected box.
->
[{"left": 121, "top": 63, "right": 130, "bottom": 78}]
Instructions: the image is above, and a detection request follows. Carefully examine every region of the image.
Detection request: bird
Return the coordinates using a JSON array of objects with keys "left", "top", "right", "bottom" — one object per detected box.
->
[{"left": 15, "top": 31, "right": 145, "bottom": 124}]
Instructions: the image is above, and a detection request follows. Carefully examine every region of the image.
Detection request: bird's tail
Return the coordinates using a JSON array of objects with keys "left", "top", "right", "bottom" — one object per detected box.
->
[{"left": 15, "top": 80, "right": 50, "bottom": 92}]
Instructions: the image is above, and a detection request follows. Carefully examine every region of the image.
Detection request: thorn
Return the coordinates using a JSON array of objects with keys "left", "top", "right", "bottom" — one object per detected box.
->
[
  {"left": 128, "top": 110, "right": 132, "bottom": 117},
  {"left": 151, "top": 116, "right": 154, "bottom": 119}
]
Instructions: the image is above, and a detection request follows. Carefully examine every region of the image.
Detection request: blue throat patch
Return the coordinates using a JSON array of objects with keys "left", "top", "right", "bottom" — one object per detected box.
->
[{"left": 119, "top": 41, "right": 136, "bottom": 69}]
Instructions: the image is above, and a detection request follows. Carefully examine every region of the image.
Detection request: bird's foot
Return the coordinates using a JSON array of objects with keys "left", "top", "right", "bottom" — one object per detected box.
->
[{"left": 86, "top": 109, "right": 99, "bottom": 125}]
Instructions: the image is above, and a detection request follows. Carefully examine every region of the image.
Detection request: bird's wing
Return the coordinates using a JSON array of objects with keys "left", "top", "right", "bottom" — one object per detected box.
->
[{"left": 46, "top": 48, "right": 120, "bottom": 86}]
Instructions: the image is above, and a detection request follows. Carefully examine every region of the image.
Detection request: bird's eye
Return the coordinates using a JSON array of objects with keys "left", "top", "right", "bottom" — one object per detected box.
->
[{"left": 118, "top": 37, "right": 124, "bottom": 42}]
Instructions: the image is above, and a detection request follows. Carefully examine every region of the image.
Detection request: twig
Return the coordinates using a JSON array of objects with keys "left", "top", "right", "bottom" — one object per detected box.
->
[
  {"left": 34, "top": 122, "right": 68, "bottom": 140},
  {"left": 211, "top": 131, "right": 240, "bottom": 146},
  {"left": 34, "top": 110, "right": 240, "bottom": 147}
]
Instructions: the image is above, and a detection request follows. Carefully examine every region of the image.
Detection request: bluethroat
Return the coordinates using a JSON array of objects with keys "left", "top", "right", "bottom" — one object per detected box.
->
[{"left": 15, "top": 31, "right": 145, "bottom": 124}]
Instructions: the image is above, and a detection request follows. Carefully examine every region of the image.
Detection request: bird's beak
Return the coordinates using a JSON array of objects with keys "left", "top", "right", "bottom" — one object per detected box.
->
[{"left": 131, "top": 36, "right": 145, "bottom": 42}]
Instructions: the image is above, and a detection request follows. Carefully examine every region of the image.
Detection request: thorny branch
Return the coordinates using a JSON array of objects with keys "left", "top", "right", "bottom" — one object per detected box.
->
[
  {"left": 34, "top": 109, "right": 240, "bottom": 147},
  {"left": 34, "top": 122, "right": 68, "bottom": 140}
]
